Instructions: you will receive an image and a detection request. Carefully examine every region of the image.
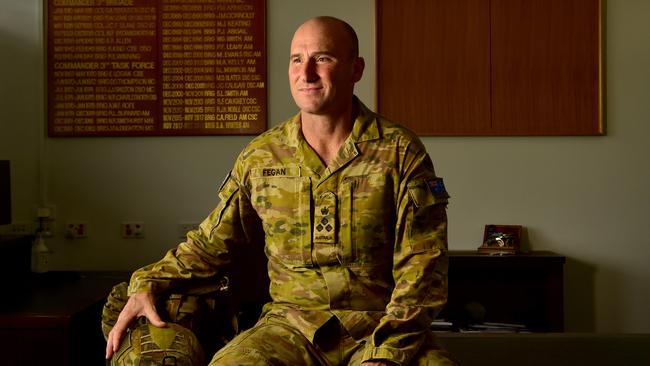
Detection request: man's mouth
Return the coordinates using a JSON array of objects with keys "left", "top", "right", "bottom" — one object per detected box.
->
[{"left": 299, "top": 86, "right": 322, "bottom": 94}]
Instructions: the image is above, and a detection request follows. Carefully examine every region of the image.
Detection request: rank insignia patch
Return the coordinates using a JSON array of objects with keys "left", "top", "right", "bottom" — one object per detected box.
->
[{"left": 313, "top": 191, "right": 337, "bottom": 244}]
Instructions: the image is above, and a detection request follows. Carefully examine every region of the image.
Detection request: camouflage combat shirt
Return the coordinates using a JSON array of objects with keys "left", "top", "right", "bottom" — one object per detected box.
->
[{"left": 129, "top": 99, "right": 450, "bottom": 365}]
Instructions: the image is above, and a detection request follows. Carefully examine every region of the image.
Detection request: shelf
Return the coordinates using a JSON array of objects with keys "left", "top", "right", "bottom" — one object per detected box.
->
[{"left": 441, "top": 250, "right": 565, "bottom": 332}]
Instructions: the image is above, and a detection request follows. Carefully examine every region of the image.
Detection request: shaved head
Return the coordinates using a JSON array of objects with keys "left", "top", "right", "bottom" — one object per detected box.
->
[{"left": 295, "top": 16, "right": 359, "bottom": 59}]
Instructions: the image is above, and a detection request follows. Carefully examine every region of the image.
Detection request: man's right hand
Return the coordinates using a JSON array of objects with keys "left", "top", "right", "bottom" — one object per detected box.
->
[{"left": 105, "top": 291, "right": 167, "bottom": 360}]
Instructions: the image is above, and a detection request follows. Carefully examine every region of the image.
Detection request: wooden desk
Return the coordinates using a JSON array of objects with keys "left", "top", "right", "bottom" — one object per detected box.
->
[
  {"left": 0, "top": 271, "right": 129, "bottom": 366},
  {"left": 437, "top": 333, "right": 650, "bottom": 366},
  {"left": 441, "top": 250, "right": 565, "bottom": 332}
]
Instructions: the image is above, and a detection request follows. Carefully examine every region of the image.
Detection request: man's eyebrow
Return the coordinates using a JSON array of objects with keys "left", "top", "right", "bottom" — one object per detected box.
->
[
  {"left": 289, "top": 51, "right": 337, "bottom": 59},
  {"left": 312, "top": 51, "right": 336, "bottom": 58}
]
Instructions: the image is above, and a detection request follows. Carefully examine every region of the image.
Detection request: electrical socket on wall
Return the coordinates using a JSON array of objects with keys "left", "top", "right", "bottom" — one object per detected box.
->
[
  {"left": 0, "top": 221, "right": 33, "bottom": 236},
  {"left": 122, "top": 221, "right": 144, "bottom": 238},
  {"left": 65, "top": 221, "right": 88, "bottom": 238}
]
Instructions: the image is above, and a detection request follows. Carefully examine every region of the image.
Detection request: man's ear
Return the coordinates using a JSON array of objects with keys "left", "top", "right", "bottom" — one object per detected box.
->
[{"left": 352, "top": 57, "right": 365, "bottom": 83}]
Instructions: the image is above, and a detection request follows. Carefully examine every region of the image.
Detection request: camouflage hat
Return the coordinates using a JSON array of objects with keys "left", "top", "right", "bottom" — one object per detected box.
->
[
  {"left": 110, "top": 322, "right": 205, "bottom": 366},
  {"left": 102, "top": 277, "right": 237, "bottom": 361},
  {"left": 102, "top": 282, "right": 129, "bottom": 340}
]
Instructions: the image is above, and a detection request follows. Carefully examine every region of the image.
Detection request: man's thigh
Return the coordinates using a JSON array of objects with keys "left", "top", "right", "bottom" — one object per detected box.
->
[
  {"left": 347, "top": 332, "right": 458, "bottom": 366},
  {"left": 209, "top": 316, "right": 327, "bottom": 366}
]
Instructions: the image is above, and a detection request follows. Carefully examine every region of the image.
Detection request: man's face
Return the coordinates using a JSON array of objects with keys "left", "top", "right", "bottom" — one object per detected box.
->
[{"left": 288, "top": 20, "right": 364, "bottom": 116}]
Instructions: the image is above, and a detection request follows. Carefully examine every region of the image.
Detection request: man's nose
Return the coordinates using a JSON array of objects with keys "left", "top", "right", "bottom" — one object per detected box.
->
[{"left": 299, "top": 59, "right": 318, "bottom": 82}]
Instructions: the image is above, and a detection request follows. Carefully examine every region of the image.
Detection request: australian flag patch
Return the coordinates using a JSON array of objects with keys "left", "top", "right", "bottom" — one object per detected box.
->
[{"left": 426, "top": 178, "right": 449, "bottom": 203}]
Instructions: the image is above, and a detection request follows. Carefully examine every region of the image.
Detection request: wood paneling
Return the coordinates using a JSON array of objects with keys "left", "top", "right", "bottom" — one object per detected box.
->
[
  {"left": 376, "top": 0, "right": 603, "bottom": 136},
  {"left": 490, "top": 0, "right": 603, "bottom": 135},
  {"left": 377, "top": 0, "right": 491, "bottom": 135}
]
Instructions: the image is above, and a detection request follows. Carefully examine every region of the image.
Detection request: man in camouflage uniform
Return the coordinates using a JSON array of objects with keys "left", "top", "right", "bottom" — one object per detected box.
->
[{"left": 106, "top": 16, "right": 455, "bottom": 366}]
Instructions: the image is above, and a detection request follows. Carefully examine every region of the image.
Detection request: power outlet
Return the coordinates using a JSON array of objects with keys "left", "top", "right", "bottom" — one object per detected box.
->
[
  {"left": 13, "top": 222, "right": 31, "bottom": 235},
  {"left": 122, "top": 222, "right": 144, "bottom": 238},
  {"left": 177, "top": 222, "right": 200, "bottom": 239},
  {"left": 66, "top": 221, "right": 88, "bottom": 238},
  {"left": 2, "top": 221, "right": 33, "bottom": 236},
  {"left": 65, "top": 221, "right": 88, "bottom": 239}
]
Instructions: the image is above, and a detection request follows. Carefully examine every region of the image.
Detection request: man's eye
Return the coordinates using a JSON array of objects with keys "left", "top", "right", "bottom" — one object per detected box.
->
[
  {"left": 291, "top": 58, "right": 302, "bottom": 64},
  {"left": 316, "top": 56, "right": 331, "bottom": 63}
]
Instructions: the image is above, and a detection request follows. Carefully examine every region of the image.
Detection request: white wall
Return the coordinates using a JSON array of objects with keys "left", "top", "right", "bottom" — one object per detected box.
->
[{"left": 1, "top": 0, "right": 648, "bottom": 333}]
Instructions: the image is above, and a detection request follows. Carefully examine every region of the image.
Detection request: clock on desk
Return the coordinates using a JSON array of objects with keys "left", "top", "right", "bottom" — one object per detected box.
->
[{"left": 478, "top": 225, "right": 522, "bottom": 255}]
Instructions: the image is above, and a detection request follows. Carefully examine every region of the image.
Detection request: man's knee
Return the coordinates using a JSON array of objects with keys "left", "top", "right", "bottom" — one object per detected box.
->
[
  {"left": 209, "top": 345, "right": 270, "bottom": 366},
  {"left": 209, "top": 317, "right": 323, "bottom": 366}
]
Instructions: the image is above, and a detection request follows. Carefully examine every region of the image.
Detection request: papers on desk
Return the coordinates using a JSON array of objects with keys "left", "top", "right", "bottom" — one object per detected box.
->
[{"left": 431, "top": 319, "right": 530, "bottom": 333}]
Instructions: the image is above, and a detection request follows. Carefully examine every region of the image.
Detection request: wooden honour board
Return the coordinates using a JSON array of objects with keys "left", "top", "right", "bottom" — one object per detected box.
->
[{"left": 47, "top": 0, "right": 267, "bottom": 136}]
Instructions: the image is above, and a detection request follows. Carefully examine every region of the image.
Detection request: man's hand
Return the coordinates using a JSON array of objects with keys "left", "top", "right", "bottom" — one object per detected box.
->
[{"left": 105, "top": 292, "right": 166, "bottom": 360}]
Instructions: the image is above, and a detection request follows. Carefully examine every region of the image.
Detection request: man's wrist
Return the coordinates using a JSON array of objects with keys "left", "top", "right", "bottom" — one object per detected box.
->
[{"left": 361, "top": 344, "right": 407, "bottom": 366}]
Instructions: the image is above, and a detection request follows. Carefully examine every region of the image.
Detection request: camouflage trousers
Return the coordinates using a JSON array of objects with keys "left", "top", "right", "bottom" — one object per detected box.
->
[{"left": 209, "top": 315, "right": 457, "bottom": 366}]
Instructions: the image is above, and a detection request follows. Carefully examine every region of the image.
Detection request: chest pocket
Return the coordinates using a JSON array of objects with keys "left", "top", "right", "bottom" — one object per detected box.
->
[
  {"left": 250, "top": 167, "right": 312, "bottom": 268},
  {"left": 339, "top": 173, "right": 395, "bottom": 265}
]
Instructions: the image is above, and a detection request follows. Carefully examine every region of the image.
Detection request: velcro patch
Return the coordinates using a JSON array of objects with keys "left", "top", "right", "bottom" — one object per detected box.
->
[
  {"left": 427, "top": 178, "right": 449, "bottom": 204},
  {"left": 408, "top": 177, "right": 449, "bottom": 207},
  {"left": 250, "top": 166, "right": 301, "bottom": 178}
]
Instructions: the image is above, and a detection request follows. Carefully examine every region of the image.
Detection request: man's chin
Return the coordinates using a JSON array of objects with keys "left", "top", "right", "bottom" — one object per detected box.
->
[{"left": 296, "top": 101, "right": 326, "bottom": 115}]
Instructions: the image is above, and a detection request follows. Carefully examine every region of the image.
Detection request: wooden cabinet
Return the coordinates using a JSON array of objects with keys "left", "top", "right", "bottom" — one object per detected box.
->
[
  {"left": 376, "top": 0, "right": 603, "bottom": 136},
  {"left": 441, "top": 250, "right": 565, "bottom": 332},
  {"left": 0, "top": 272, "right": 128, "bottom": 366},
  {"left": 437, "top": 333, "right": 650, "bottom": 366}
]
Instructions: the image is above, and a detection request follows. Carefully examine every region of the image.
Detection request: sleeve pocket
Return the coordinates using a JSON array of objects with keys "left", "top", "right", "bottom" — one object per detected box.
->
[
  {"left": 406, "top": 178, "right": 449, "bottom": 253},
  {"left": 211, "top": 172, "right": 240, "bottom": 229}
]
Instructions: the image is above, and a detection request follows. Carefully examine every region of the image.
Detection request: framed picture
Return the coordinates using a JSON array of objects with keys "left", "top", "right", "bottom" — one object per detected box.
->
[{"left": 478, "top": 225, "right": 523, "bottom": 255}]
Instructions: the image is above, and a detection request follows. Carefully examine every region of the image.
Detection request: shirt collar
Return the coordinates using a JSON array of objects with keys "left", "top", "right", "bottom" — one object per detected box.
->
[{"left": 285, "top": 97, "right": 381, "bottom": 148}]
